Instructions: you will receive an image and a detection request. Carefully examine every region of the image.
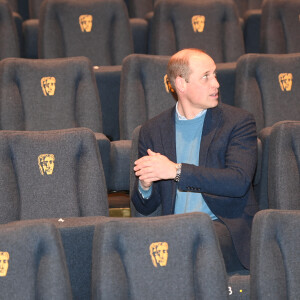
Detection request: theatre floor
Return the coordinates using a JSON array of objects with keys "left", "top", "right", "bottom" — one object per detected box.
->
[{"left": 108, "top": 191, "right": 131, "bottom": 217}]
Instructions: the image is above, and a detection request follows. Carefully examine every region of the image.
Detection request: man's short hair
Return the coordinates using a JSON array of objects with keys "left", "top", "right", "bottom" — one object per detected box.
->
[{"left": 167, "top": 48, "right": 206, "bottom": 91}]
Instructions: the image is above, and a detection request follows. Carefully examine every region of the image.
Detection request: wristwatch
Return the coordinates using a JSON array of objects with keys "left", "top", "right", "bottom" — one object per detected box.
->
[{"left": 174, "top": 163, "right": 182, "bottom": 182}]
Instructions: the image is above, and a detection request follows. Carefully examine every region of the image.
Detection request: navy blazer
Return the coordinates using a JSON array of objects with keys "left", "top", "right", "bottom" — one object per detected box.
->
[{"left": 132, "top": 103, "right": 259, "bottom": 269}]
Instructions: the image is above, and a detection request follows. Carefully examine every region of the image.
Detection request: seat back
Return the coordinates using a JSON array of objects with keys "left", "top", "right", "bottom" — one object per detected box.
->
[
  {"left": 92, "top": 213, "right": 229, "bottom": 299},
  {"left": 250, "top": 209, "right": 300, "bottom": 300},
  {"left": 108, "top": 140, "right": 131, "bottom": 192},
  {"left": 233, "top": 0, "right": 263, "bottom": 18},
  {"left": 149, "top": 0, "right": 244, "bottom": 63},
  {"left": 261, "top": 0, "right": 300, "bottom": 54},
  {"left": 38, "top": 0, "right": 134, "bottom": 66},
  {"left": 9, "top": 216, "right": 109, "bottom": 300},
  {"left": 268, "top": 121, "right": 300, "bottom": 209},
  {"left": 0, "top": 128, "right": 109, "bottom": 223},
  {"left": 0, "top": 0, "right": 20, "bottom": 60},
  {"left": 0, "top": 56, "right": 102, "bottom": 132},
  {"left": 28, "top": 0, "right": 45, "bottom": 18},
  {"left": 126, "top": 0, "right": 155, "bottom": 18},
  {"left": 0, "top": 221, "right": 72, "bottom": 299},
  {"left": 119, "top": 54, "right": 177, "bottom": 140},
  {"left": 235, "top": 53, "right": 300, "bottom": 132}
]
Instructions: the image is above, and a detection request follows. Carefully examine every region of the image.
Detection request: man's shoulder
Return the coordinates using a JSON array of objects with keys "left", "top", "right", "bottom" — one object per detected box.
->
[
  {"left": 141, "top": 106, "right": 175, "bottom": 131},
  {"left": 217, "top": 103, "right": 254, "bottom": 121}
]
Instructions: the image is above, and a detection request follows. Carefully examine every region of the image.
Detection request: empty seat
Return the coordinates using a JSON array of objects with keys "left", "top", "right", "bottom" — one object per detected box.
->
[
  {"left": 235, "top": 53, "right": 300, "bottom": 209},
  {"left": 9, "top": 216, "right": 109, "bottom": 300},
  {"left": 92, "top": 212, "right": 229, "bottom": 299},
  {"left": 0, "top": 128, "right": 109, "bottom": 224},
  {"left": 0, "top": 221, "right": 72, "bottom": 299},
  {"left": 149, "top": 0, "right": 245, "bottom": 63},
  {"left": 250, "top": 209, "right": 300, "bottom": 300},
  {"left": 125, "top": 0, "right": 154, "bottom": 18},
  {"left": 9, "top": 0, "right": 29, "bottom": 20},
  {"left": 108, "top": 139, "right": 131, "bottom": 192},
  {"left": 233, "top": 0, "right": 263, "bottom": 18},
  {"left": 268, "top": 121, "right": 300, "bottom": 209},
  {"left": 0, "top": 56, "right": 111, "bottom": 181},
  {"left": 0, "top": 0, "right": 20, "bottom": 60},
  {"left": 235, "top": 53, "right": 300, "bottom": 132},
  {"left": 28, "top": 0, "right": 44, "bottom": 19},
  {"left": 260, "top": 0, "right": 300, "bottom": 54},
  {"left": 38, "top": 0, "right": 134, "bottom": 66},
  {"left": 0, "top": 56, "right": 102, "bottom": 132},
  {"left": 94, "top": 65, "right": 122, "bottom": 141}
]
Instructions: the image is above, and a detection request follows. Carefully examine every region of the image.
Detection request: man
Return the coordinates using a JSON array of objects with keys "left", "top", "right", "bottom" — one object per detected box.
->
[{"left": 132, "top": 48, "right": 258, "bottom": 272}]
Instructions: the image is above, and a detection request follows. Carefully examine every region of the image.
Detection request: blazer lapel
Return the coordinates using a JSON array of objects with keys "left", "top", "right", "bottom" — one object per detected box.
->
[
  {"left": 158, "top": 106, "right": 177, "bottom": 212},
  {"left": 199, "top": 106, "right": 222, "bottom": 166},
  {"left": 159, "top": 107, "right": 177, "bottom": 163}
]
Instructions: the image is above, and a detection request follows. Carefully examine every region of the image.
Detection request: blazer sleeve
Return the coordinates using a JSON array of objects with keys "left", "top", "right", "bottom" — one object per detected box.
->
[
  {"left": 178, "top": 112, "right": 257, "bottom": 198},
  {"left": 131, "top": 125, "right": 162, "bottom": 215}
]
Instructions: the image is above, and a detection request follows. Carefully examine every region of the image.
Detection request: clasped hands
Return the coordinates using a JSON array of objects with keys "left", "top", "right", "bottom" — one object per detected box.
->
[{"left": 134, "top": 149, "right": 177, "bottom": 190}]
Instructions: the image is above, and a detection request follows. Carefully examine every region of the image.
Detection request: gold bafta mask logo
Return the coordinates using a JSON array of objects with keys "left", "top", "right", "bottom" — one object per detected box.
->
[
  {"left": 38, "top": 154, "right": 55, "bottom": 176},
  {"left": 0, "top": 252, "right": 9, "bottom": 277},
  {"left": 149, "top": 242, "right": 168, "bottom": 267},
  {"left": 164, "top": 74, "right": 175, "bottom": 94},
  {"left": 41, "top": 77, "right": 56, "bottom": 96},
  {"left": 278, "top": 73, "right": 293, "bottom": 91},
  {"left": 79, "top": 14, "right": 93, "bottom": 32},
  {"left": 192, "top": 15, "right": 205, "bottom": 32}
]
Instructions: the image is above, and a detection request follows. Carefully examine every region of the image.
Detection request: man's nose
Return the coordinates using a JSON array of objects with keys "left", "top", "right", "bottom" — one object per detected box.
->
[{"left": 212, "top": 77, "right": 220, "bottom": 88}]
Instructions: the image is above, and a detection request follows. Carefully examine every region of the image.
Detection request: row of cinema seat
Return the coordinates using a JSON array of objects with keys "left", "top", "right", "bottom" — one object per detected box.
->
[
  {"left": 0, "top": 51, "right": 299, "bottom": 141},
  {"left": 0, "top": 116, "right": 298, "bottom": 222},
  {"left": 4, "top": 0, "right": 264, "bottom": 20},
  {"left": 2, "top": 0, "right": 300, "bottom": 62},
  {"left": 0, "top": 210, "right": 299, "bottom": 299},
  {"left": 0, "top": 51, "right": 299, "bottom": 209}
]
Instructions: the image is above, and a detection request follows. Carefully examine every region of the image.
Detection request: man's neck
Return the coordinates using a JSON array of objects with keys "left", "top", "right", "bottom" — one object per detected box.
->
[{"left": 176, "top": 102, "right": 205, "bottom": 120}]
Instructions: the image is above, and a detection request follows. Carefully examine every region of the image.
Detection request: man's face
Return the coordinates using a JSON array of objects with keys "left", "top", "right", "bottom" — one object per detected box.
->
[
  {"left": 192, "top": 15, "right": 205, "bottom": 32},
  {"left": 278, "top": 73, "right": 293, "bottom": 91},
  {"left": 42, "top": 156, "right": 55, "bottom": 175},
  {"left": 43, "top": 77, "right": 56, "bottom": 96},
  {"left": 180, "top": 54, "right": 219, "bottom": 112},
  {"left": 154, "top": 244, "right": 168, "bottom": 266},
  {"left": 0, "top": 252, "right": 9, "bottom": 277},
  {"left": 80, "top": 15, "right": 93, "bottom": 32}
]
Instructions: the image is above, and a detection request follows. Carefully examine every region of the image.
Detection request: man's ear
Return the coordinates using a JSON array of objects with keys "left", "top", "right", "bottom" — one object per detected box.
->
[{"left": 175, "top": 76, "right": 186, "bottom": 93}]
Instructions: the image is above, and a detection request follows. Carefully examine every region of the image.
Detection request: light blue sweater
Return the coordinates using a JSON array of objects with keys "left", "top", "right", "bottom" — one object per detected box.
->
[{"left": 174, "top": 109, "right": 217, "bottom": 220}]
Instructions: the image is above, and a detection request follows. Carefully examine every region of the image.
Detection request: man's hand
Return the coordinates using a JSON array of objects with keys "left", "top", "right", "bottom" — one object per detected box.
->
[{"left": 134, "top": 149, "right": 177, "bottom": 189}]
